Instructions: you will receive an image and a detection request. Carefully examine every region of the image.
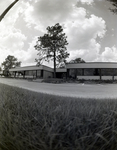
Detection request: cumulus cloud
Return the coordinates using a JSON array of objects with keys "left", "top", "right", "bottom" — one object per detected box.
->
[
  {"left": 77, "top": 0, "right": 94, "bottom": 5},
  {"left": 22, "top": 0, "right": 94, "bottom": 29},
  {"left": 65, "top": 11, "right": 106, "bottom": 49},
  {"left": 23, "top": 1, "right": 106, "bottom": 64},
  {"left": 63, "top": 6, "right": 106, "bottom": 62},
  {"left": 0, "top": 20, "right": 27, "bottom": 52},
  {"left": 22, "top": 0, "right": 77, "bottom": 30},
  {"left": 100, "top": 46, "right": 117, "bottom": 62},
  {"left": 0, "top": 0, "right": 116, "bottom": 67},
  {"left": 20, "top": 36, "right": 38, "bottom": 66},
  {"left": 69, "top": 39, "right": 101, "bottom": 62}
]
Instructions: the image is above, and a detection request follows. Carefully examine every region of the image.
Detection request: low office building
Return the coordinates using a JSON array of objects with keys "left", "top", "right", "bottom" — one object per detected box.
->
[
  {"left": 9, "top": 65, "right": 53, "bottom": 78},
  {"left": 9, "top": 65, "right": 66, "bottom": 79},
  {"left": 9, "top": 62, "right": 117, "bottom": 80},
  {"left": 67, "top": 62, "right": 117, "bottom": 80}
]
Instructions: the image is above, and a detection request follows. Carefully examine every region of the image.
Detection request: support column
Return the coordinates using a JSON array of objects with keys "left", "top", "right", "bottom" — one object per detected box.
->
[
  {"left": 14, "top": 71, "right": 16, "bottom": 78},
  {"left": 99, "top": 69, "right": 102, "bottom": 80},
  {"left": 36, "top": 70, "right": 37, "bottom": 78},
  {"left": 75, "top": 69, "right": 77, "bottom": 79},
  {"left": 67, "top": 69, "right": 69, "bottom": 79},
  {"left": 112, "top": 68, "right": 115, "bottom": 81},
  {"left": 41, "top": 70, "right": 43, "bottom": 78},
  {"left": 82, "top": 69, "right": 84, "bottom": 76},
  {"left": 23, "top": 71, "right": 25, "bottom": 79}
]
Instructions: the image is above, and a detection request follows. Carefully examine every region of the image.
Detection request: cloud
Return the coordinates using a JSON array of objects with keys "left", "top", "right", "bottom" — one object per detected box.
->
[
  {"left": 65, "top": 9, "right": 106, "bottom": 49},
  {"left": 0, "top": 36, "right": 37, "bottom": 67},
  {"left": 23, "top": 0, "right": 77, "bottom": 30},
  {"left": 20, "top": 36, "right": 38, "bottom": 66},
  {"left": 0, "top": 20, "right": 27, "bottom": 51},
  {"left": 62, "top": 6, "right": 106, "bottom": 62},
  {"left": 22, "top": 0, "right": 94, "bottom": 29},
  {"left": 23, "top": 1, "right": 106, "bottom": 63},
  {"left": 77, "top": 0, "right": 94, "bottom": 5},
  {"left": 22, "top": 0, "right": 107, "bottom": 64},
  {"left": 0, "top": 0, "right": 116, "bottom": 67},
  {"left": 100, "top": 46, "right": 117, "bottom": 62},
  {"left": 69, "top": 39, "right": 101, "bottom": 62}
]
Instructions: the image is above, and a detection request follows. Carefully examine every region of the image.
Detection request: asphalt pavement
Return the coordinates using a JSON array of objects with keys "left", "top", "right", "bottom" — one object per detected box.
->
[{"left": 0, "top": 78, "right": 117, "bottom": 99}]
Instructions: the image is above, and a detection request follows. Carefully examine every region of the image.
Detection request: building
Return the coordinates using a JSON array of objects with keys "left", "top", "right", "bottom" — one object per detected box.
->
[
  {"left": 9, "top": 65, "right": 66, "bottom": 79},
  {"left": 67, "top": 62, "right": 117, "bottom": 80},
  {"left": 9, "top": 62, "right": 117, "bottom": 80}
]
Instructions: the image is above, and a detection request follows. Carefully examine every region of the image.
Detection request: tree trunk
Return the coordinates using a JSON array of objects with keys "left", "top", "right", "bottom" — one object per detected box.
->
[
  {"left": 0, "top": 0, "right": 19, "bottom": 22},
  {"left": 53, "top": 50, "right": 56, "bottom": 78}
]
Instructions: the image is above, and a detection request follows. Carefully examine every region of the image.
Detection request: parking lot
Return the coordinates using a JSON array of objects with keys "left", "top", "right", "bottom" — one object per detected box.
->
[{"left": 0, "top": 78, "right": 117, "bottom": 99}]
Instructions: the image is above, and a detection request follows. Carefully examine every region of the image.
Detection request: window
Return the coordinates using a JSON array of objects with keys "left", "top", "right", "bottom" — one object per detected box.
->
[
  {"left": 37, "top": 70, "right": 41, "bottom": 77},
  {"left": 101, "top": 69, "right": 114, "bottom": 76},
  {"left": 84, "top": 68, "right": 95, "bottom": 76}
]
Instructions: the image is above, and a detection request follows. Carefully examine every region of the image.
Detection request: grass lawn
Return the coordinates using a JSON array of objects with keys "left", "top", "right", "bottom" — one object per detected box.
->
[{"left": 0, "top": 83, "right": 117, "bottom": 150}]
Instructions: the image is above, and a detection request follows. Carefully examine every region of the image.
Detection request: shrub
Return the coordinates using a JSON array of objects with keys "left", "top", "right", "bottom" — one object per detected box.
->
[{"left": 42, "top": 78, "right": 64, "bottom": 83}]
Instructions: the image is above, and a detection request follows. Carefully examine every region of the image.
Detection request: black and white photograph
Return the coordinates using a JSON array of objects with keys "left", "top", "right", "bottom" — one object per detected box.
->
[{"left": 0, "top": 0, "right": 117, "bottom": 149}]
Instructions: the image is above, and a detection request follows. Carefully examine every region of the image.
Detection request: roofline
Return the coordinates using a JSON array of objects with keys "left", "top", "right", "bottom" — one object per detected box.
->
[
  {"left": 66, "top": 62, "right": 117, "bottom": 64},
  {"left": 10, "top": 64, "right": 52, "bottom": 69},
  {"left": 10, "top": 62, "right": 117, "bottom": 69}
]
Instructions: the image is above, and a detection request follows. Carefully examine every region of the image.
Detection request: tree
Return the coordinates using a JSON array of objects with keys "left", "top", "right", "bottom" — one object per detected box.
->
[
  {"left": 58, "top": 58, "right": 85, "bottom": 68},
  {"left": 34, "top": 23, "right": 69, "bottom": 78},
  {"left": 0, "top": 0, "right": 19, "bottom": 22},
  {"left": 2, "top": 55, "right": 21, "bottom": 76},
  {"left": 107, "top": 0, "right": 117, "bottom": 14},
  {"left": 69, "top": 58, "right": 85, "bottom": 63}
]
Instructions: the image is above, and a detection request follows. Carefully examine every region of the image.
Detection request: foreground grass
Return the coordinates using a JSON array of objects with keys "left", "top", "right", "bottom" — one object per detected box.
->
[{"left": 0, "top": 84, "right": 117, "bottom": 149}]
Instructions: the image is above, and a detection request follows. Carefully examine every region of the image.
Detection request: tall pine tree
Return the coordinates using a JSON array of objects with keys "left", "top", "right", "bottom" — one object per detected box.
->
[{"left": 35, "top": 23, "right": 69, "bottom": 78}]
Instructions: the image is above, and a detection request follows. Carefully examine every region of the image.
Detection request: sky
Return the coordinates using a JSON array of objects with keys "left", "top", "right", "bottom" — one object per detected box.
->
[{"left": 0, "top": 0, "right": 117, "bottom": 67}]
